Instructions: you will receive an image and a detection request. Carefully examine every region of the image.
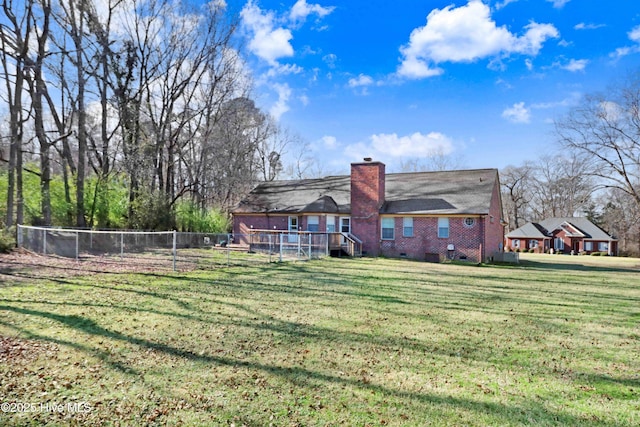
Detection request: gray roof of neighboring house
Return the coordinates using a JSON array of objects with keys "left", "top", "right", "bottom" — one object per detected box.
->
[
  {"left": 506, "top": 217, "right": 616, "bottom": 241},
  {"left": 232, "top": 168, "right": 499, "bottom": 215},
  {"left": 504, "top": 222, "right": 548, "bottom": 239}
]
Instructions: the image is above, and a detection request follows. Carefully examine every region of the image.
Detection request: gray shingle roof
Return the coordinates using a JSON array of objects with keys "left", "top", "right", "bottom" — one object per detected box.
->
[
  {"left": 504, "top": 222, "right": 548, "bottom": 239},
  {"left": 232, "top": 169, "right": 499, "bottom": 215},
  {"left": 538, "top": 217, "right": 616, "bottom": 241},
  {"left": 506, "top": 217, "right": 616, "bottom": 241}
]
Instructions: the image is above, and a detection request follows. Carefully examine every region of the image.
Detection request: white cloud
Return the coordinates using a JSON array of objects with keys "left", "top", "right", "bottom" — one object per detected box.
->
[
  {"left": 531, "top": 92, "right": 581, "bottom": 109},
  {"left": 290, "top": 0, "right": 335, "bottom": 26},
  {"left": 514, "top": 22, "right": 560, "bottom": 55},
  {"left": 502, "top": 102, "right": 531, "bottom": 123},
  {"left": 397, "top": 0, "right": 558, "bottom": 79},
  {"left": 562, "top": 58, "right": 588, "bottom": 72},
  {"left": 397, "top": 56, "right": 443, "bottom": 79},
  {"left": 266, "top": 63, "right": 303, "bottom": 77},
  {"left": 599, "top": 101, "right": 623, "bottom": 121},
  {"left": 322, "top": 135, "right": 337, "bottom": 149},
  {"left": 208, "top": 0, "right": 227, "bottom": 10},
  {"left": 323, "top": 53, "right": 337, "bottom": 68},
  {"left": 241, "top": 1, "right": 294, "bottom": 65},
  {"left": 611, "top": 46, "right": 633, "bottom": 59},
  {"left": 495, "top": 0, "right": 519, "bottom": 10},
  {"left": 574, "top": 22, "right": 605, "bottom": 30},
  {"left": 610, "top": 25, "right": 640, "bottom": 59},
  {"left": 630, "top": 25, "right": 640, "bottom": 43},
  {"left": 270, "top": 83, "right": 292, "bottom": 119},
  {"left": 346, "top": 132, "right": 454, "bottom": 159},
  {"left": 496, "top": 78, "right": 513, "bottom": 90},
  {"left": 348, "top": 74, "right": 374, "bottom": 88},
  {"left": 547, "top": 0, "right": 570, "bottom": 8},
  {"left": 525, "top": 58, "right": 533, "bottom": 71},
  {"left": 497, "top": 0, "right": 568, "bottom": 10}
]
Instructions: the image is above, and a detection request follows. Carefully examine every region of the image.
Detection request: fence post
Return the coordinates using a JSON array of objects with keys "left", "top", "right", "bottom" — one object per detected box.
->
[
  {"left": 43, "top": 229, "right": 47, "bottom": 255},
  {"left": 17, "top": 225, "right": 23, "bottom": 248},
  {"left": 75, "top": 231, "right": 79, "bottom": 261},
  {"left": 325, "top": 233, "right": 329, "bottom": 257},
  {"left": 173, "top": 230, "right": 177, "bottom": 272},
  {"left": 268, "top": 234, "right": 272, "bottom": 263},
  {"left": 279, "top": 233, "right": 283, "bottom": 262},
  {"left": 308, "top": 233, "right": 312, "bottom": 260}
]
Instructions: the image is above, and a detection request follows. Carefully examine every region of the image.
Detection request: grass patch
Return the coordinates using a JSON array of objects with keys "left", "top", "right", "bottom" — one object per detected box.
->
[{"left": 0, "top": 253, "right": 639, "bottom": 425}]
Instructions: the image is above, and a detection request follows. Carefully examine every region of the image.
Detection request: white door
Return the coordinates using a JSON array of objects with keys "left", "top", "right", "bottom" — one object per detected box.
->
[
  {"left": 340, "top": 216, "right": 350, "bottom": 244},
  {"left": 288, "top": 216, "right": 298, "bottom": 243}
]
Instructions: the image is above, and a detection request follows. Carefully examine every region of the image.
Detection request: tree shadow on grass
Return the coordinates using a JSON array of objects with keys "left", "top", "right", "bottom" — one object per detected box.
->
[
  {"left": 0, "top": 304, "right": 621, "bottom": 427},
  {"left": 0, "top": 318, "right": 139, "bottom": 376}
]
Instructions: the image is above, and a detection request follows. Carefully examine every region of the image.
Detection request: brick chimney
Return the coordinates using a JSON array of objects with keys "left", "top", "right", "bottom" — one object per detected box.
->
[{"left": 350, "top": 158, "right": 385, "bottom": 256}]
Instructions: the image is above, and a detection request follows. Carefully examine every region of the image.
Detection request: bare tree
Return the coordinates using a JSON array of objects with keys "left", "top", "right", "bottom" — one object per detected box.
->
[
  {"left": 21, "top": 0, "right": 54, "bottom": 225},
  {"left": 500, "top": 163, "right": 533, "bottom": 230},
  {"left": 399, "top": 149, "right": 465, "bottom": 173},
  {"left": 555, "top": 72, "right": 640, "bottom": 210},
  {"left": 206, "top": 97, "right": 266, "bottom": 211},
  {"left": 0, "top": 0, "right": 269, "bottom": 229},
  {"left": 256, "top": 116, "right": 293, "bottom": 182},
  {"left": 529, "top": 154, "right": 594, "bottom": 219},
  {"left": 599, "top": 188, "right": 640, "bottom": 256},
  {"left": 0, "top": 0, "right": 31, "bottom": 226}
]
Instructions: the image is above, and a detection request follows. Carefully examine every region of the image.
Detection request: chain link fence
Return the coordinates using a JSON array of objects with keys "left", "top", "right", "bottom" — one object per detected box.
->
[{"left": 16, "top": 225, "right": 330, "bottom": 271}]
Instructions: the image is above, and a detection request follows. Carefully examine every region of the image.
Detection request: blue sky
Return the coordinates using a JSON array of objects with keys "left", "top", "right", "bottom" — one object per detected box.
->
[{"left": 236, "top": 0, "right": 640, "bottom": 174}]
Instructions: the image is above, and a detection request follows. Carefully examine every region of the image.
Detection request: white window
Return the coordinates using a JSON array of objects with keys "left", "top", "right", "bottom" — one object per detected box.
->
[
  {"left": 381, "top": 217, "right": 395, "bottom": 240},
  {"left": 403, "top": 217, "right": 414, "bottom": 237},
  {"left": 464, "top": 217, "right": 475, "bottom": 227},
  {"left": 598, "top": 242, "right": 608, "bottom": 252},
  {"left": 438, "top": 218, "right": 449, "bottom": 238},
  {"left": 326, "top": 215, "right": 336, "bottom": 233},
  {"left": 512, "top": 239, "right": 520, "bottom": 248},
  {"left": 584, "top": 241, "right": 593, "bottom": 251},
  {"left": 554, "top": 237, "right": 564, "bottom": 251},
  {"left": 530, "top": 240, "right": 538, "bottom": 248},
  {"left": 307, "top": 216, "right": 319, "bottom": 232}
]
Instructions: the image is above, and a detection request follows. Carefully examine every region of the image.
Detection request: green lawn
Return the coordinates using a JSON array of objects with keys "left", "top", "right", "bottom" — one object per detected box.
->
[{"left": 0, "top": 253, "right": 638, "bottom": 426}]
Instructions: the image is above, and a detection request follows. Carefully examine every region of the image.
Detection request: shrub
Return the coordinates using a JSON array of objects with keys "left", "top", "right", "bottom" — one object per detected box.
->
[{"left": 175, "top": 201, "right": 230, "bottom": 233}]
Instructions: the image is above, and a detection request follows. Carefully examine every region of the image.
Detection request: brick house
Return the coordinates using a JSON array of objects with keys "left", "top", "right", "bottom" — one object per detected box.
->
[
  {"left": 505, "top": 217, "right": 618, "bottom": 255},
  {"left": 232, "top": 159, "right": 505, "bottom": 263}
]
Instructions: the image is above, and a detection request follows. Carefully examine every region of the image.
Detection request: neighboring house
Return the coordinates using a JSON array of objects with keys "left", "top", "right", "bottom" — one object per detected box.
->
[
  {"left": 505, "top": 217, "right": 618, "bottom": 255},
  {"left": 231, "top": 159, "right": 505, "bottom": 263}
]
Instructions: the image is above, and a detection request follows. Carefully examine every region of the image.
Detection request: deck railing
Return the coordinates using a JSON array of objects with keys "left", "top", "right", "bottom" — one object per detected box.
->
[
  {"left": 327, "top": 232, "right": 362, "bottom": 257},
  {"left": 247, "top": 230, "right": 330, "bottom": 260},
  {"left": 342, "top": 233, "right": 362, "bottom": 257},
  {"left": 248, "top": 230, "right": 363, "bottom": 258}
]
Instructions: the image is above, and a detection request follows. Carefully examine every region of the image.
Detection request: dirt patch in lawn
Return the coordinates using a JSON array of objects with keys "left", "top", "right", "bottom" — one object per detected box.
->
[{"left": 0, "top": 249, "right": 177, "bottom": 284}]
